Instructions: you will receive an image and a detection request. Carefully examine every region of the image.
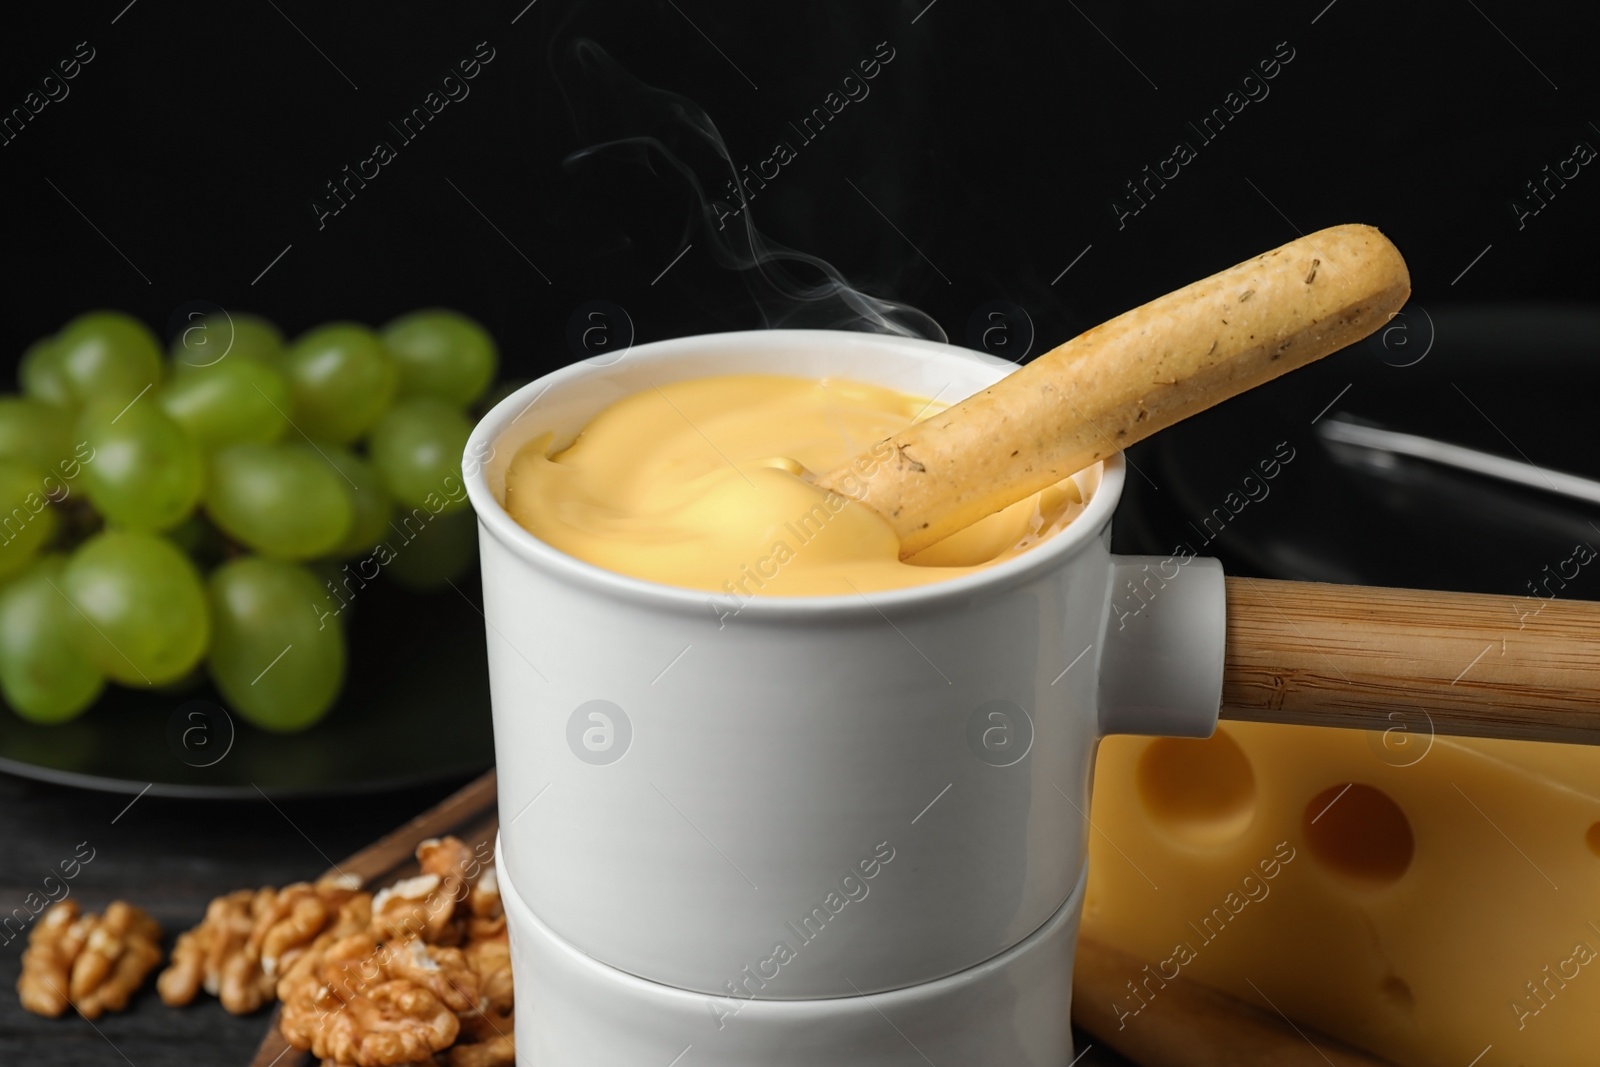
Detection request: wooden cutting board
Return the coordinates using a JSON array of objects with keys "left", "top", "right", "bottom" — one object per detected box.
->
[{"left": 246, "top": 767, "right": 1387, "bottom": 1067}]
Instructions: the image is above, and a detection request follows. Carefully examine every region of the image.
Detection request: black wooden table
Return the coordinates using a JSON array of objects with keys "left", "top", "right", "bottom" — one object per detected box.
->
[
  {"left": 0, "top": 771, "right": 468, "bottom": 1066},
  {"left": 0, "top": 770, "right": 1129, "bottom": 1066}
]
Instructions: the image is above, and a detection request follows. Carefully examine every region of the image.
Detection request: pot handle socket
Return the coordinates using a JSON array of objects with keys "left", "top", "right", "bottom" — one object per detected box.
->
[{"left": 1097, "top": 555, "right": 1226, "bottom": 738}]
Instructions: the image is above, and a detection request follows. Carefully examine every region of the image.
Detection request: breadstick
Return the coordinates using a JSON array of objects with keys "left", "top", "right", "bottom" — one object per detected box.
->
[{"left": 818, "top": 224, "right": 1410, "bottom": 557}]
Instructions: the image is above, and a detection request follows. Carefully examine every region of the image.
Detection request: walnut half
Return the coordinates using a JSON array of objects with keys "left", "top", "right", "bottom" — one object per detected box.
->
[
  {"left": 18, "top": 900, "right": 162, "bottom": 1019},
  {"left": 279, "top": 932, "right": 472, "bottom": 1066}
]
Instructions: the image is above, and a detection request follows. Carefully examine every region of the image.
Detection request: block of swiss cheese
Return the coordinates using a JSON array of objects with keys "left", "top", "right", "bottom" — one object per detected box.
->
[{"left": 1083, "top": 722, "right": 1600, "bottom": 1066}]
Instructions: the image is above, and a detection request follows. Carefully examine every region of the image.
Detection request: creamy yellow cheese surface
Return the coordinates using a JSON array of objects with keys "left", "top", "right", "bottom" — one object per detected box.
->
[
  {"left": 503, "top": 374, "right": 1086, "bottom": 595},
  {"left": 1084, "top": 722, "right": 1600, "bottom": 1066}
]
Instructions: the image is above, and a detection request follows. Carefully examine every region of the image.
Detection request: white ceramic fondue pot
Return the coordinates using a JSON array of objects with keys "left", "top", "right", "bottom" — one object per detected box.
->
[{"left": 464, "top": 329, "right": 1227, "bottom": 1065}]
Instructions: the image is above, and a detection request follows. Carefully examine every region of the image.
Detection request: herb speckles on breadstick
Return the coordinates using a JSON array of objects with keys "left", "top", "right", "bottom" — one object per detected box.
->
[{"left": 819, "top": 224, "right": 1410, "bottom": 556}]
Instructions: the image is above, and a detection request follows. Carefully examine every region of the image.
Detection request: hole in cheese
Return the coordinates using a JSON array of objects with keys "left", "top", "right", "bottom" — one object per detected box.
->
[
  {"left": 1135, "top": 729, "right": 1256, "bottom": 845},
  {"left": 1303, "top": 783, "right": 1414, "bottom": 886},
  {"left": 1587, "top": 821, "right": 1600, "bottom": 859}
]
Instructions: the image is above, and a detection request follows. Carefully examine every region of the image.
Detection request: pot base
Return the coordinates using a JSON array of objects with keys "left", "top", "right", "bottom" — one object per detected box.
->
[{"left": 501, "top": 833, "right": 1085, "bottom": 1065}]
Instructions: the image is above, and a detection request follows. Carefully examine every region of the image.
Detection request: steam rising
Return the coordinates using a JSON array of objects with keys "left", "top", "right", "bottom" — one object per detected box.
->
[{"left": 557, "top": 40, "right": 945, "bottom": 341}]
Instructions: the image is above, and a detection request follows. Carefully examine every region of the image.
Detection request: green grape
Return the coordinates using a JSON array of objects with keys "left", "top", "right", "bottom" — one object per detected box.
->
[
  {"left": 388, "top": 508, "right": 478, "bottom": 590},
  {"left": 280, "top": 324, "right": 397, "bottom": 444},
  {"left": 53, "top": 311, "right": 163, "bottom": 408},
  {"left": 159, "top": 357, "right": 292, "bottom": 451},
  {"left": 61, "top": 530, "right": 210, "bottom": 686},
  {"left": 206, "top": 443, "right": 353, "bottom": 559},
  {"left": 0, "top": 459, "right": 56, "bottom": 582},
  {"left": 208, "top": 557, "right": 344, "bottom": 732},
  {"left": 319, "top": 447, "right": 393, "bottom": 557},
  {"left": 381, "top": 310, "right": 498, "bottom": 407},
  {"left": 20, "top": 336, "right": 75, "bottom": 408},
  {"left": 369, "top": 399, "right": 472, "bottom": 513},
  {"left": 170, "top": 312, "right": 283, "bottom": 373},
  {"left": 0, "top": 556, "right": 106, "bottom": 723},
  {"left": 0, "top": 397, "right": 74, "bottom": 473},
  {"left": 77, "top": 398, "right": 204, "bottom": 531}
]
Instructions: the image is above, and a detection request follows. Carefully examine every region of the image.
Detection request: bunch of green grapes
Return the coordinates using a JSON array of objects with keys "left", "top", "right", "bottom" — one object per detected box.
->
[{"left": 0, "top": 308, "right": 497, "bottom": 733}]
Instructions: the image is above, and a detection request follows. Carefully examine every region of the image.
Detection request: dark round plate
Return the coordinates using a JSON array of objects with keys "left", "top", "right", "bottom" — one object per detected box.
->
[
  {"left": 0, "top": 562, "right": 494, "bottom": 798},
  {"left": 1113, "top": 302, "right": 1600, "bottom": 598}
]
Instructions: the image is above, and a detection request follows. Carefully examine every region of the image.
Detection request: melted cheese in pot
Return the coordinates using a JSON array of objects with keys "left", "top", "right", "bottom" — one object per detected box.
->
[{"left": 503, "top": 374, "right": 1086, "bottom": 596}]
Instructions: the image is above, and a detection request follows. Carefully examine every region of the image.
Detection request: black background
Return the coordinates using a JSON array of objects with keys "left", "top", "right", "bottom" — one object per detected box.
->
[
  {"left": 3, "top": 1, "right": 1595, "bottom": 369},
  {"left": 2, "top": 2, "right": 1598, "bottom": 1064}
]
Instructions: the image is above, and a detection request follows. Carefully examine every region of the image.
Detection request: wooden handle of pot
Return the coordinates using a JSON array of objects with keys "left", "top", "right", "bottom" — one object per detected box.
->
[{"left": 1222, "top": 577, "right": 1600, "bottom": 745}]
